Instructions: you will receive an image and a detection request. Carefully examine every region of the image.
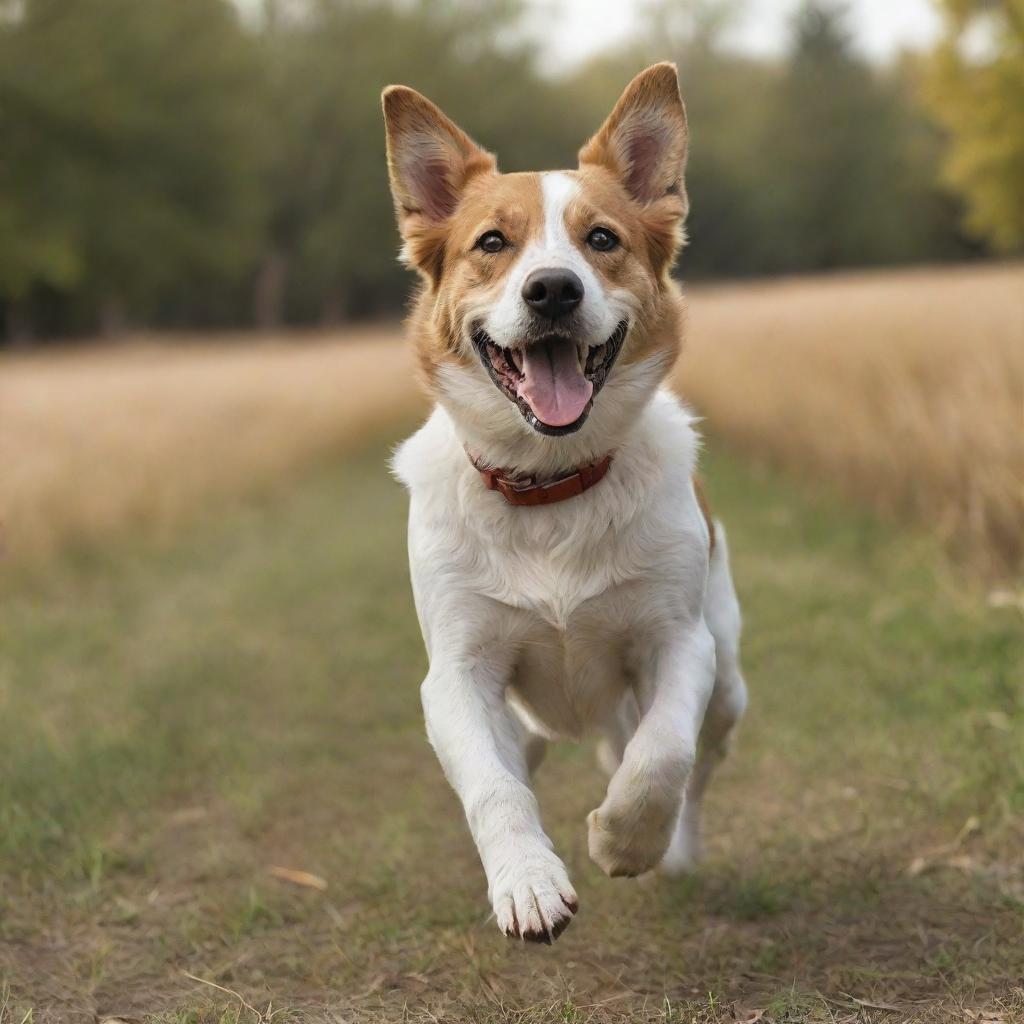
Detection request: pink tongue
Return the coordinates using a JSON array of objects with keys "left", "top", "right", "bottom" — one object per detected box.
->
[{"left": 517, "top": 340, "right": 593, "bottom": 427}]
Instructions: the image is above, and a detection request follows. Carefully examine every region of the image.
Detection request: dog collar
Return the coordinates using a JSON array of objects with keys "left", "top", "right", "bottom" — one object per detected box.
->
[{"left": 466, "top": 449, "right": 613, "bottom": 507}]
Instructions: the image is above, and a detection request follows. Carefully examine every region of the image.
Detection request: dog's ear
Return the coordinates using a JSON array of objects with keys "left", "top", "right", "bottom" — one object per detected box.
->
[
  {"left": 578, "top": 63, "right": 688, "bottom": 208},
  {"left": 382, "top": 86, "right": 495, "bottom": 272}
]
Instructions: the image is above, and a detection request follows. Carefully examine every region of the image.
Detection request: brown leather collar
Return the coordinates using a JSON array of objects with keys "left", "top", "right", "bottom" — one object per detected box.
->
[{"left": 467, "top": 450, "right": 613, "bottom": 507}]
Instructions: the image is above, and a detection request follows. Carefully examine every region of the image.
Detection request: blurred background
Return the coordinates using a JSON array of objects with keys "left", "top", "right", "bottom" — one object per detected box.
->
[
  {"left": 0, "top": 0, "right": 1020, "bottom": 336},
  {"left": 2, "top": 1, "right": 1024, "bottom": 1019},
  {"left": 2, "top": 0, "right": 1023, "bottom": 577}
]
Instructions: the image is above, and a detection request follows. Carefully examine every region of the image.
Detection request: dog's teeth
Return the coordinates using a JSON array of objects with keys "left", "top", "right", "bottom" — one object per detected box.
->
[{"left": 509, "top": 349, "right": 523, "bottom": 372}]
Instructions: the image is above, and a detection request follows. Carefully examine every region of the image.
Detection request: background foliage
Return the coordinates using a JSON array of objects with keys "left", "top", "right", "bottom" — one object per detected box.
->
[
  {"left": 922, "top": 0, "right": 1024, "bottom": 251},
  {"left": 0, "top": 0, "right": 1020, "bottom": 341}
]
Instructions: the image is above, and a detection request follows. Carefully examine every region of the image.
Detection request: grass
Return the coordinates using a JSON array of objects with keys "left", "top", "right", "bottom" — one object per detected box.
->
[
  {"left": 2, "top": 426, "right": 1023, "bottom": 1023},
  {"left": 676, "top": 263, "right": 1024, "bottom": 580}
]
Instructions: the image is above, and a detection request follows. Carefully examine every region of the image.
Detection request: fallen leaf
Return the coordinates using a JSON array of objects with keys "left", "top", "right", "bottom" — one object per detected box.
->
[
  {"left": 269, "top": 865, "right": 328, "bottom": 890},
  {"left": 733, "top": 1011, "right": 766, "bottom": 1024}
]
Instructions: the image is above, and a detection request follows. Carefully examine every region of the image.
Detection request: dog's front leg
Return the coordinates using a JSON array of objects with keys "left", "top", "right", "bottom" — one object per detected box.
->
[
  {"left": 588, "top": 620, "right": 716, "bottom": 877},
  {"left": 421, "top": 655, "right": 578, "bottom": 942}
]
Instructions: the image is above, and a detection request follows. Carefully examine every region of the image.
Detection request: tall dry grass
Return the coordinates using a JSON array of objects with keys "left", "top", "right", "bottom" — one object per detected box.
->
[
  {"left": 3, "top": 265, "right": 1021, "bottom": 578},
  {"left": 0, "top": 329, "right": 421, "bottom": 564},
  {"left": 676, "top": 264, "right": 1024, "bottom": 579}
]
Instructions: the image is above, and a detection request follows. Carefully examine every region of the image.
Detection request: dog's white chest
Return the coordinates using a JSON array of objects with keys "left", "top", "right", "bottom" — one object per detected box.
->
[
  {"left": 394, "top": 393, "right": 708, "bottom": 738},
  {"left": 480, "top": 520, "right": 623, "bottom": 629}
]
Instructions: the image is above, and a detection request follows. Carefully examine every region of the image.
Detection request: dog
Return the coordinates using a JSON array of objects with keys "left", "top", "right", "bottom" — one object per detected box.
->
[{"left": 383, "top": 63, "right": 747, "bottom": 944}]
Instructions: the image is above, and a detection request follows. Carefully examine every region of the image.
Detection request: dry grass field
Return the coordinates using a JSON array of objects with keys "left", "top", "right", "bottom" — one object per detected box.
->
[
  {"left": 2, "top": 264, "right": 1022, "bottom": 580},
  {"left": 0, "top": 327, "right": 422, "bottom": 564},
  {"left": 677, "top": 263, "right": 1024, "bottom": 580}
]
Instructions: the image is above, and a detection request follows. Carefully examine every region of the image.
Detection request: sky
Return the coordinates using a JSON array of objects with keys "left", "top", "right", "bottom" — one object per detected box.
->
[{"left": 521, "top": 0, "right": 944, "bottom": 70}]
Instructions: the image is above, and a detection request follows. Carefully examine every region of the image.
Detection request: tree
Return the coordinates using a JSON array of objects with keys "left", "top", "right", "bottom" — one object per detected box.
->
[
  {"left": 0, "top": 0, "right": 991, "bottom": 339},
  {"left": 923, "top": 0, "right": 1024, "bottom": 250},
  {"left": 744, "top": 0, "right": 967, "bottom": 273},
  {"left": 0, "top": 6, "right": 82, "bottom": 340},
  {"left": 252, "top": 0, "right": 582, "bottom": 327},
  {"left": 769, "top": 2, "right": 898, "bottom": 269},
  {"left": 0, "top": 0, "right": 266, "bottom": 334}
]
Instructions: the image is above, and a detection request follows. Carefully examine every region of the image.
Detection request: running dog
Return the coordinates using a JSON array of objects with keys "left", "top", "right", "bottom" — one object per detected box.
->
[{"left": 383, "top": 63, "right": 748, "bottom": 943}]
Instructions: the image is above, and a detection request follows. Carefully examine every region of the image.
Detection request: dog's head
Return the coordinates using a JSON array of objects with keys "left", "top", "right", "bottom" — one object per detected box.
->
[{"left": 383, "top": 64, "right": 688, "bottom": 453}]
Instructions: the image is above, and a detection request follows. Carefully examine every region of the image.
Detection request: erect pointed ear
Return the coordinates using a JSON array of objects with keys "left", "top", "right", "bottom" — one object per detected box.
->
[
  {"left": 578, "top": 63, "right": 688, "bottom": 207},
  {"left": 382, "top": 85, "right": 496, "bottom": 230}
]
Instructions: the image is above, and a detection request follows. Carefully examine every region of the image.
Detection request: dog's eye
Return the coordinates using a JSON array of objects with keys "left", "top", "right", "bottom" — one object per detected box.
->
[
  {"left": 476, "top": 231, "right": 507, "bottom": 254},
  {"left": 587, "top": 227, "right": 619, "bottom": 252}
]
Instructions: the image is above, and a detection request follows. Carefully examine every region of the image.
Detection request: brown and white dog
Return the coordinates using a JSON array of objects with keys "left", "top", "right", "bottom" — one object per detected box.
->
[{"left": 383, "top": 64, "right": 747, "bottom": 943}]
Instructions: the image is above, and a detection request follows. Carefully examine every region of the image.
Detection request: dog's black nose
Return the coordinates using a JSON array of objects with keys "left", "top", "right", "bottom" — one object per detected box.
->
[{"left": 521, "top": 268, "right": 584, "bottom": 320}]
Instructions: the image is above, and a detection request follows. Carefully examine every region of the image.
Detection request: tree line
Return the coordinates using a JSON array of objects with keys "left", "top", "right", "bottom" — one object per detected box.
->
[{"left": 0, "top": 0, "right": 1019, "bottom": 342}]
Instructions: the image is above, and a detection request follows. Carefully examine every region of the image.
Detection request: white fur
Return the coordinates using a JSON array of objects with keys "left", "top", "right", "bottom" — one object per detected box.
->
[{"left": 393, "top": 385, "right": 748, "bottom": 940}]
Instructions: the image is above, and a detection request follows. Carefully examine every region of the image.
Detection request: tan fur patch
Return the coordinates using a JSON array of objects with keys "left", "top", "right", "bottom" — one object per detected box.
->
[
  {"left": 567, "top": 165, "right": 686, "bottom": 369},
  {"left": 406, "top": 173, "right": 545, "bottom": 392}
]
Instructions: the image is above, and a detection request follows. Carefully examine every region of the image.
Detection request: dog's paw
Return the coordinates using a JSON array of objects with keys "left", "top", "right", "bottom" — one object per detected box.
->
[
  {"left": 490, "top": 851, "right": 578, "bottom": 944},
  {"left": 587, "top": 807, "right": 673, "bottom": 879}
]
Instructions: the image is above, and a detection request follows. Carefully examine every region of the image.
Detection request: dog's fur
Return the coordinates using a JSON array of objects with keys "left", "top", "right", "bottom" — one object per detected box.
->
[{"left": 384, "top": 64, "right": 747, "bottom": 943}]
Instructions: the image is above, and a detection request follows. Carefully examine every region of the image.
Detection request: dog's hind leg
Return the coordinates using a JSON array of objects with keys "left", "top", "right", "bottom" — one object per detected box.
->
[{"left": 661, "top": 523, "right": 748, "bottom": 876}]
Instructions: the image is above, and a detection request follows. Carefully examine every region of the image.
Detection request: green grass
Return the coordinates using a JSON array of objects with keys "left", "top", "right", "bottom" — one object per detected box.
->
[{"left": 1, "top": 428, "right": 1022, "bottom": 1023}]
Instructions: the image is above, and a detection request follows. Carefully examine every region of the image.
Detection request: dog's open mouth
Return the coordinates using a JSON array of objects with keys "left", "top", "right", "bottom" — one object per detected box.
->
[{"left": 471, "top": 321, "right": 628, "bottom": 436}]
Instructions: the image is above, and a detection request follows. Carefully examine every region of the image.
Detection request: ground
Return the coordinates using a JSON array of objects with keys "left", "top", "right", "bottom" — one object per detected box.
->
[{"left": 1, "top": 426, "right": 1022, "bottom": 1023}]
